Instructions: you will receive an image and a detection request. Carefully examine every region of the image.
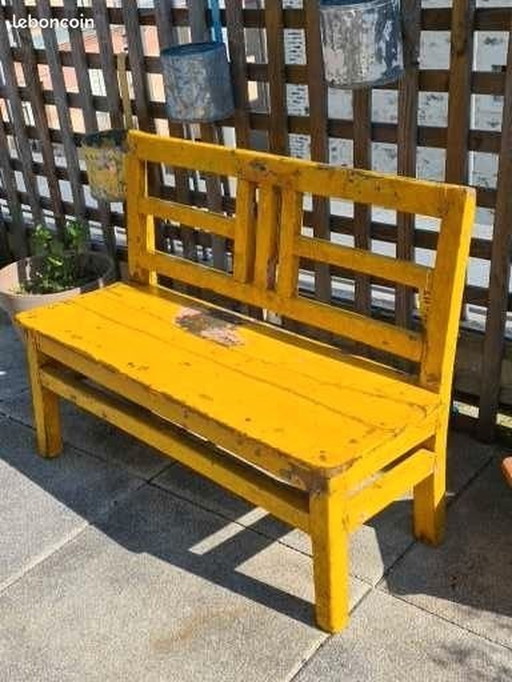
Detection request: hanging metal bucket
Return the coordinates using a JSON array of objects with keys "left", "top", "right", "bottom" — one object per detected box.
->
[
  {"left": 81, "top": 53, "right": 133, "bottom": 203},
  {"left": 319, "top": 0, "right": 404, "bottom": 89},
  {"left": 161, "top": 42, "right": 235, "bottom": 123},
  {"left": 82, "top": 130, "right": 127, "bottom": 203}
]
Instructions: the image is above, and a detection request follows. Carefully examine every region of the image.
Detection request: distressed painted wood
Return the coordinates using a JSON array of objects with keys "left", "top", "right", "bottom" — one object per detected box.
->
[
  {"left": 16, "top": 132, "right": 475, "bottom": 633},
  {"left": 25, "top": 331, "right": 62, "bottom": 458}
]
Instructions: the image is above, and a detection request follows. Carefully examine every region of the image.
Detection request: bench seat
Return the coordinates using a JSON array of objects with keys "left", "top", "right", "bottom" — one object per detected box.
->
[{"left": 18, "top": 281, "right": 440, "bottom": 487}]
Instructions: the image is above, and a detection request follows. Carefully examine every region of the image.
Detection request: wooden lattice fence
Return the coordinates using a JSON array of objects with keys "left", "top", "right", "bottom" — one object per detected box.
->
[{"left": 0, "top": 0, "right": 511, "bottom": 440}]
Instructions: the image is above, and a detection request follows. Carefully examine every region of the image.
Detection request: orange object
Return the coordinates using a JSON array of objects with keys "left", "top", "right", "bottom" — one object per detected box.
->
[{"left": 502, "top": 457, "right": 512, "bottom": 487}]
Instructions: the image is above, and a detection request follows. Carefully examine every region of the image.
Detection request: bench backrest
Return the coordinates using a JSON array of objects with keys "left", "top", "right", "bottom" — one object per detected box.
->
[{"left": 126, "top": 130, "right": 475, "bottom": 396}]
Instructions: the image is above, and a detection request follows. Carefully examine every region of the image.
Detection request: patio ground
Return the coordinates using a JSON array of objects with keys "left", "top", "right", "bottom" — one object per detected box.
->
[{"left": 0, "top": 311, "right": 511, "bottom": 681}]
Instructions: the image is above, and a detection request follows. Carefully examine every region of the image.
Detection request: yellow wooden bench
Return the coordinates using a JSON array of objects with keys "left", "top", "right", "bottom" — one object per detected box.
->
[{"left": 16, "top": 130, "right": 475, "bottom": 632}]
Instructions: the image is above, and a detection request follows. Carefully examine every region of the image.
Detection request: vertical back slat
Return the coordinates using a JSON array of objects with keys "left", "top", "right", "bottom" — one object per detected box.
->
[
  {"left": 254, "top": 184, "right": 280, "bottom": 290},
  {"left": 127, "top": 153, "right": 156, "bottom": 286},
  {"left": 233, "top": 180, "right": 257, "bottom": 283},
  {"left": 277, "top": 187, "right": 303, "bottom": 299}
]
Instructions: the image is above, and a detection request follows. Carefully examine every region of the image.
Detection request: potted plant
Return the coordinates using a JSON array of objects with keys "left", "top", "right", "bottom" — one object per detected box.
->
[{"left": 0, "top": 219, "right": 116, "bottom": 328}]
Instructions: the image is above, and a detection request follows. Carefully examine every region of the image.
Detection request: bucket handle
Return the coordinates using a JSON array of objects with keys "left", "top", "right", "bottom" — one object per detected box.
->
[
  {"left": 117, "top": 52, "right": 134, "bottom": 130},
  {"left": 209, "top": 0, "right": 223, "bottom": 44}
]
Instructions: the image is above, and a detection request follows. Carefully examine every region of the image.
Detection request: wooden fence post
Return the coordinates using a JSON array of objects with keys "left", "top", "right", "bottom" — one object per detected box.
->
[{"left": 477, "top": 25, "right": 512, "bottom": 441}]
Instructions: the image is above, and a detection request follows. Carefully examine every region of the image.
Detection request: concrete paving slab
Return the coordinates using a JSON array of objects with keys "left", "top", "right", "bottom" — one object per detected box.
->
[
  {"left": 294, "top": 589, "right": 512, "bottom": 682},
  {"left": 0, "top": 388, "right": 173, "bottom": 480},
  {"left": 0, "top": 416, "right": 143, "bottom": 590},
  {"left": 0, "top": 323, "right": 28, "bottom": 399},
  {"left": 0, "top": 483, "right": 369, "bottom": 682},
  {"left": 153, "top": 430, "right": 493, "bottom": 586},
  {"left": 383, "top": 459, "right": 512, "bottom": 649}
]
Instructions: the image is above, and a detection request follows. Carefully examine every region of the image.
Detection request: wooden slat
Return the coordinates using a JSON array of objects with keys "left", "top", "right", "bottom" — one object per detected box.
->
[
  {"left": 91, "top": 0, "right": 123, "bottom": 129},
  {"left": 0, "top": 212, "right": 10, "bottom": 264},
  {"left": 36, "top": 0, "right": 86, "bottom": 222},
  {"left": 0, "top": 6, "right": 43, "bottom": 225},
  {"left": 295, "top": 237, "right": 431, "bottom": 290},
  {"left": 135, "top": 251, "right": 423, "bottom": 362},
  {"left": 477, "top": 24, "right": 512, "bottom": 441},
  {"left": 128, "top": 132, "right": 454, "bottom": 218},
  {"left": 0, "top": 116, "right": 26, "bottom": 257},
  {"left": 11, "top": 0, "right": 65, "bottom": 237},
  {"left": 40, "top": 365, "right": 310, "bottom": 533},
  {"left": 352, "top": 90, "right": 372, "bottom": 316},
  {"left": 265, "top": 2, "right": 288, "bottom": 155},
  {"left": 127, "top": 154, "right": 156, "bottom": 286},
  {"left": 63, "top": 0, "right": 114, "bottom": 259},
  {"left": 347, "top": 449, "right": 434, "bottom": 531},
  {"left": 446, "top": 0, "right": 476, "bottom": 186},
  {"left": 154, "top": 0, "right": 197, "bottom": 263},
  {"left": 276, "top": 187, "right": 303, "bottom": 300},
  {"left": 139, "top": 196, "right": 235, "bottom": 238},
  {"left": 225, "top": 0, "right": 251, "bottom": 149},
  {"left": 396, "top": 0, "right": 421, "bottom": 328},
  {"left": 123, "top": 0, "right": 155, "bottom": 134},
  {"left": 233, "top": 180, "right": 257, "bottom": 283},
  {"left": 420, "top": 189, "right": 476, "bottom": 393},
  {"left": 189, "top": 0, "right": 227, "bottom": 272},
  {"left": 304, "top": 0, "right": 331, "bottom": 304},
  {"left": 254, "top": 184, "right": 280, "bottom": 290}
]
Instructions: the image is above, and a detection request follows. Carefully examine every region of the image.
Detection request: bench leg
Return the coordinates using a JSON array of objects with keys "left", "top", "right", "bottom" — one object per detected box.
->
[
  {"left": 26, "top": 332, "right": 62, "bottom": 458},
  {"left": 310, "top": 480, "right": 349, "bottom": 633},
  {"left": 413, "top": 427, "right": 447, "bottom": 546}
]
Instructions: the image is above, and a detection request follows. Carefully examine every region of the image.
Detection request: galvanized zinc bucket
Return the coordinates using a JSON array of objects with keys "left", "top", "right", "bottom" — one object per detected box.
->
[
  {"left": 319, "top": 0, "right": 404, "bottom": 89},
  {"left": 161, "top": 41, "right": 234, "bottom": 123},
  {"left": 81, "top": 53, "right": 133, "bottom": 202}
]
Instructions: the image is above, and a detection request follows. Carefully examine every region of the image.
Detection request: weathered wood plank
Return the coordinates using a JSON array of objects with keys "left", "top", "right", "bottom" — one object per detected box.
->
[
  {"left": 91, "top": 0, "right": 123, "bottom": 129},
  {"left": 154, "top": 0, "right": 197, "bottom": 264},
  {"left": 63, "top": 0, "right": 114, "bottom": 258},
  {"left": 0, "top": 6, "right": 43, "bottom": 226},
  {"left": 264, "top": 2, "right": 288, "bottom": 155},
  {"left": 225, "top": 0, "right": 251, "bottom": 149},
  {"left": 188, "top": 0, "right": 227, "bottom": 272},
  {"left": 446, "top": 0, "right": 476, "bottom": 185},
  {"left": 0, "top": 115, "right": 27, "bottom": 257},
  {"left": 352, "top": 90, "right": 372, "bottom": 316},
  {"left": 36, "top": 0, "right": 87, "bottom": 222},
  {"left": 396, "top": 0, "right": 421, "bottom": 328},
  {"left": 304, "top": 0, "right": 331, "bottom": 305},
  {"left": 477, "top": 24, "right": 512, "bottom": 441},
  {"left": 11, "top": 0, "right": 65, "bottom": 237}
]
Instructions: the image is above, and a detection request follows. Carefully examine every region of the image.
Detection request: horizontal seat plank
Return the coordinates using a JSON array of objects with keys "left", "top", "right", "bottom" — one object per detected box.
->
[{"left": 17, "top": 282, "right": 440, "bottom": 482}]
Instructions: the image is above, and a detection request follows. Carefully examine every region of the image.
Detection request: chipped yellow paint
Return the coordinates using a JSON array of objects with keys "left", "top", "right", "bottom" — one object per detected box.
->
[
  {"left": 25, "top": 330, "right": 62, "bottom": 458},
  {"left": 15, "top": 130, "right": 476, "bottom": 633}
]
